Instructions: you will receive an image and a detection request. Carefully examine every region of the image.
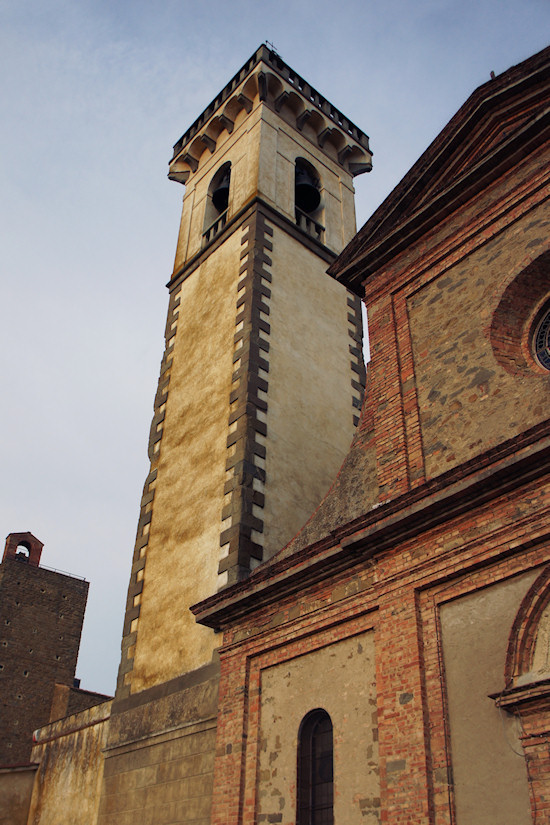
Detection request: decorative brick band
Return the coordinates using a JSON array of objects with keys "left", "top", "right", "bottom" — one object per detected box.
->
[
  {"left": 115, "top": 286, "right": 182, "bottom": 698},
  {"left": 219, "top": 210, "right": 273, "bottom": 586},
  {"left": 347, "top": 292, "right": 366, "bottom": 427}
]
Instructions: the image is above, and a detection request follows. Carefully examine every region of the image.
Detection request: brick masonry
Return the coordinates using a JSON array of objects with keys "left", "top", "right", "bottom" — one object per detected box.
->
[
  {"left": 201, "top": 463, "right": 550, "bottom": 825},
  {"left": 0, "top": 555, "right": 88, "bottom": 764}
]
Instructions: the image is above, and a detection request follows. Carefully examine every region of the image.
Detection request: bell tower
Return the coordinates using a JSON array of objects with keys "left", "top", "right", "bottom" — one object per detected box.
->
[{"left": 117, "top": 45, "right": 372, "bottom": 697}]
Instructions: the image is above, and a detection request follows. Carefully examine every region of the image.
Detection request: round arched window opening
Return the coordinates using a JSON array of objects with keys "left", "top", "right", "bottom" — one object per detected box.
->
[
  {"left": 297, "top": 708, "right": 333, "bottom": 825},
  {"left": 533, "top": 304, "right": 550, "bottom": 371},
  {"left": 203, "top": 162, "right": 232, "bottom": 244},
  {"left": 210, "top": 163, "right": 231, "bottom": 215},
  {"left": 295, "top": 159, "right": 321, "bottom": 215},
  {"left": 15, "top": 544, "right": 30, "bottom": 562}
]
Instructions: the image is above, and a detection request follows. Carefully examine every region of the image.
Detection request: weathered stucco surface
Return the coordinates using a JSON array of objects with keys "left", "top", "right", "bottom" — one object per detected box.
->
[
  {"left": 532, "top": 598, "right": 550, "bottom": 676},
  {"left": 0, "top": 766, "right": 37, "bottom": 825},
  {"left": 262, "top": 224, "right": 357, "bottom": 558},
  {"left": 27, "top": 700, "right": 111, "bottom": 825},
  {"left": 440, "top": 571, "right": 538, "bottom": 825},
  {"left": 259, "top": 631, "right": 379, "bottom": 825},
  {"left": 258, "top": 106, "right": 358, "bottom": 252},
  {"left": 98, "top": 666, "right": 219, "bottom": 825},
  {"left": 131, "top": 231, "right": 241, "bottom": 690}
]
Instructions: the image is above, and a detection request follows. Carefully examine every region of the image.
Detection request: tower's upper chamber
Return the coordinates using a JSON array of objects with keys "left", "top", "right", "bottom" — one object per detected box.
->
[
  {"left": 117, "top": 47, "right": 371, "bottom": 696},
  {"left": 168, "top": 44, "right": 372, "bottom": 267}
]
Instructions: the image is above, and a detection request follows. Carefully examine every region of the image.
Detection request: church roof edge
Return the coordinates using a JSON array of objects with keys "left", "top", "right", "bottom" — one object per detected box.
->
[{"left": 330, "top": 44, "right": 550, "bottom": 291}]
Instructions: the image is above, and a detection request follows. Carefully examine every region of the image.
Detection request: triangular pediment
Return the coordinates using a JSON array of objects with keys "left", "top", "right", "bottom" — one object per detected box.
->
[
  {"left": 332, "top": 45, "right": 550, "bottom": 290},
  {"left": 414, "top": 90, "right": 548, "bottom": 210}
]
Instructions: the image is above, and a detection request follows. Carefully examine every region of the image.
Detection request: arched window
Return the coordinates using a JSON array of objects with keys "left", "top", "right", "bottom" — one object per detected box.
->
[
  {"left": 15, "top": 544, "right": 30, "bottom": 562},
  {"left": 489, "top": 250, "right": 550, "bottom": 375},
  {"left": 295, "top": 158, "right": 324, "bottom": 243},
  {"left": 297, "top": 709, "right": 333, "bottom": 825},
  {"left": 203, "top": 162, "right": 231, "bottom": 244}
]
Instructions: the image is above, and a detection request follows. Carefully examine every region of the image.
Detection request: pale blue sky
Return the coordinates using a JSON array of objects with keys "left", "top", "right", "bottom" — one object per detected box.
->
[{"left": 1, "top": 0, "right": 549, "bottom": 694}]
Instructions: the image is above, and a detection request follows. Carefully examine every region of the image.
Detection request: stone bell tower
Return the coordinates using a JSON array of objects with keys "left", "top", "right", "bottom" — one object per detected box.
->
[{"left": 117, "top": 45, "right": 372, "bottom": 698}]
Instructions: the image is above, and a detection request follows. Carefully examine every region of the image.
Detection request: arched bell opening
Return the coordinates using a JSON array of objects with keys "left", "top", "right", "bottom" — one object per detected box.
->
[
  {"left": 295, "top": 158, "right": 324, "bottom": 243},
  {"left": 15, "top": 543, "right": 31, "bottom": 562},
  {"left": 203, "top": 161, "right": 232, "bottom": 245}
]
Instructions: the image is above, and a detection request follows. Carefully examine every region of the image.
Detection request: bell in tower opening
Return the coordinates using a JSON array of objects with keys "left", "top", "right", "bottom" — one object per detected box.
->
[
  {"left": 211, "top": 163, "right": 231, "bottom": 214},
  {"left": 295, "top": 158, "right": 321, "bottom": 214}
]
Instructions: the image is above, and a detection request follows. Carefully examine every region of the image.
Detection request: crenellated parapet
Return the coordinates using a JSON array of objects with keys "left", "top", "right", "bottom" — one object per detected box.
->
[{"left": 168, "top": 44, "right": 372, "bottom": 186}]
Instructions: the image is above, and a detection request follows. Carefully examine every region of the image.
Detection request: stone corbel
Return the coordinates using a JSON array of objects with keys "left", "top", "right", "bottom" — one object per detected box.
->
[
  {"left": 338, "top": 145, "right": 354, "bottom": 165},
  {"left": 296, "top": 109, "right": 313, "bottom": 131},
  {"left": 201, "top": 134, "right": 217, "bottom": 154},
  {"left": 219, "top": 114, "right": 234, "bottom": 134},
  {"left": 349, "top": 160, "right": 373, "bottom": 176},
  {"left": 274, "top": 91, "right": 289, "bottom": 112},
  {"left": 257, "top": 71, "right": 268, "bottom": 102},
  {"left": 317, "top": 127, "right": 332, "bottom": 148},
  {"left": 238, "top": 93, "right": 253, "bottom": 113}
]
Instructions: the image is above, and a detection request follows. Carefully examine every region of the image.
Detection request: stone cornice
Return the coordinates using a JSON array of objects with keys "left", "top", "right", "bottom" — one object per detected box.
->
[
  {"left": 331, "top": 46, "right": 550, "bottom": 292},
  {"left": 168, "top": 45, "right": 371, "bottom": 186},
  {"left": 167, "top": 197, "right": 336, "bottom": 292},
  {"left": 492, "top": 678, "right": 550, "bottom": 713}
]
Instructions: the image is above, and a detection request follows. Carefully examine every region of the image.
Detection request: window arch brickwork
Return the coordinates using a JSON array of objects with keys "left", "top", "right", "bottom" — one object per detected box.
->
[{"left": 489, "top": 250, "right": 550, "bottom": 376}]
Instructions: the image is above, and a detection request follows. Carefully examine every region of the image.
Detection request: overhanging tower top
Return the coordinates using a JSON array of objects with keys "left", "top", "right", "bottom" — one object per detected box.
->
[{"left": 169, "top": 44, "right": 372, "bottom": 185}]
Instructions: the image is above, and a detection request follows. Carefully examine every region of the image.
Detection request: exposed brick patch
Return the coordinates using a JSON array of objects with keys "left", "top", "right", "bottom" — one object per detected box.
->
[
  {"left": 115, "top": 285, "right": 182, "bottom": 698},
  {"left": 219, "top": 211, "right": 273, "bottom": 585}
]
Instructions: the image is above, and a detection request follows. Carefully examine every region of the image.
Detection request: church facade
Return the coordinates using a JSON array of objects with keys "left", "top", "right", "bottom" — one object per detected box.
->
[{"left": 19, "top": 44, "right": 550, "bottom": 825}]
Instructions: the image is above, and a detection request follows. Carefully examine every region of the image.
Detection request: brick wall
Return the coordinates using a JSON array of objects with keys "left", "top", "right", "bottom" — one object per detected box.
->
[
  {"left": 205, "top": 468, "right": 550, "bottom": 825},
  {"left": 0, "top": 558, "right": 88, "bottom": 764}
]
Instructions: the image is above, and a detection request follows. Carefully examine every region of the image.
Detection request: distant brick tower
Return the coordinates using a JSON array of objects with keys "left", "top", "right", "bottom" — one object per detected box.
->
[
  {"left": 116, "top": 45, "right": 372, "bottom": 698},
  {"left": 0, "top": 533, "right": 88, "bottom": 764}
]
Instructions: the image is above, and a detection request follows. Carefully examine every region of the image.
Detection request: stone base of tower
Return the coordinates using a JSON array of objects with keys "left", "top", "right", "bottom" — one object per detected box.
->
[
  {"left": 26, "top": 663, "right": 219, "bottom": 825},
  {"left": 98, "top": 661, "right": 219, "bottom": 825}
]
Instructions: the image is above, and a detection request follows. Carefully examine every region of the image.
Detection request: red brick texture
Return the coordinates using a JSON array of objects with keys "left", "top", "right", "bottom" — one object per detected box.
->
[
  {"left": 205, "top": 473, "right": 550, "bottom": 825},
  {"left": 0, "top": 558, "right": 88, "bottom": 764}
]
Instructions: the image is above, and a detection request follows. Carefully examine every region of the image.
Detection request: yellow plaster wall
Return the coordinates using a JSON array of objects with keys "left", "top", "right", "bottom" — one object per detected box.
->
[
  {"left": 259, "top": 632, "right": 379, "bottom": 825},
  {"left": 131, "top": 232, "right": 242, "bottom": 691},
  {"left": 262, "top": 225, "right": 356, "bottom": 557},
  {"left": 172, "top": 105, "right": 263, "bottom": 272},
  {"left": 0, "top": 766, "right": 37, "bottom": 825},
  {"left": 27, "top": 702, "right": 111, "bottom": 825},
  {"left": 440, "top": 572, "right": 537, "bottom": 825},
  {"left": 259, "top": 107, "right": 357, "bottom": 252}
]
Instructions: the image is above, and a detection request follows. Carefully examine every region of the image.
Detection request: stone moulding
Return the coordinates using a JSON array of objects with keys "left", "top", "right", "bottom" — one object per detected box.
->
[{"left": 219, "top": 209, "right": 273, "bottom": 585}]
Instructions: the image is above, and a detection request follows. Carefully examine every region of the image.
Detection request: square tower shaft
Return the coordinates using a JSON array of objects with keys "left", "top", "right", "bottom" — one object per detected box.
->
[{"left": 117, "top": 46, "right": 372, "bottom": 696}]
